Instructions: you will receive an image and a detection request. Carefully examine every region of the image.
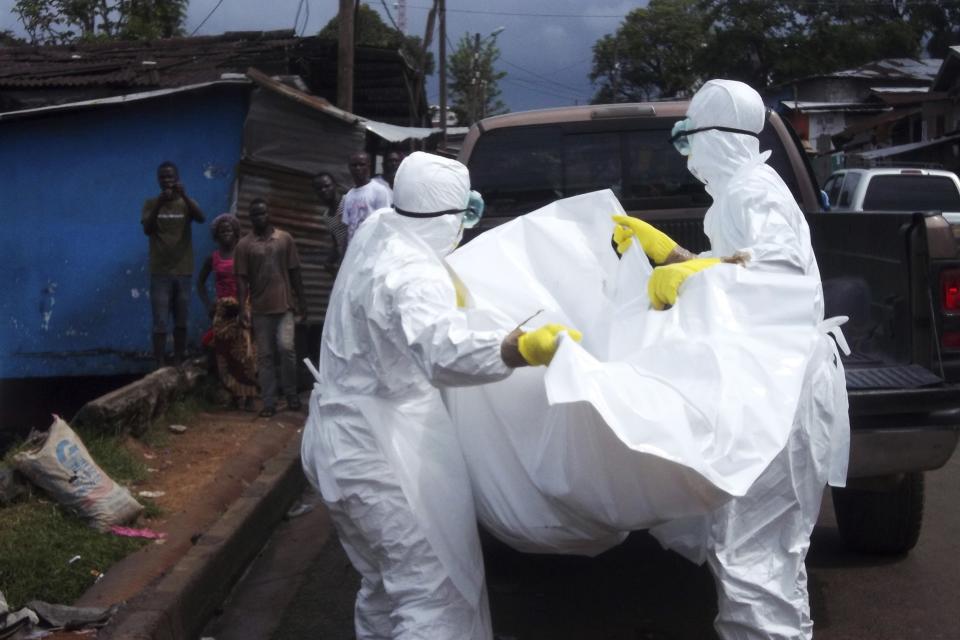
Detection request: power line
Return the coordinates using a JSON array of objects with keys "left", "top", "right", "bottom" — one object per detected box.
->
[
  {"left": 500, "top": 58, "right": 587, "bottom": 94},
  {"left": 408, "top": 4, "right": 625, "bottom": 18},
  {"left": 409, "top": 0, "right": 960, "bottom": 20},
  {"left": 190, "top": 0, "right": 226, "bottom": 36},
  {"left": 501, "top": 76, "right": 585, "bottom": 102}
]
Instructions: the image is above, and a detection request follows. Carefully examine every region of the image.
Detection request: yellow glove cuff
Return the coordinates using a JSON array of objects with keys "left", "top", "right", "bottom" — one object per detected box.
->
[{"left": 517, "top": 323, "right": 583, "bottom": 366}]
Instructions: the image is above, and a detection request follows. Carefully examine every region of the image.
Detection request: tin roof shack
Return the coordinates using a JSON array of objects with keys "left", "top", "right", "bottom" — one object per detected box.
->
[
  {"left": 766, "top": 58, "right": 941, "bottom": 155},
  {"left": 237, "top": 69, "right": 440, "bottom": 325},
  {"left": 0, "top": 80, "right": 250, "bottom": 379},
  {"left": 825, "top": 51, "right": 960, "bottom": 172},
  {"left": 0, "top": 31, "right": 426, "bottom": 125},
  {"left": 925, "top": 46, "right": 960, "bottom": 144}
]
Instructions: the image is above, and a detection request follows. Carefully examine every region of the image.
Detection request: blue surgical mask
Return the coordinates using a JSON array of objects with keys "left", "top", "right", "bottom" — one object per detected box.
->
[{"left": 670, "top": 117, "right": 759, "bottom": 156}]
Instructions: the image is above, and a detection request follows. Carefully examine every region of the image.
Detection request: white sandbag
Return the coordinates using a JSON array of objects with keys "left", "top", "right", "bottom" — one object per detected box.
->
[
  {"left": 445, "top": 190, "right": 819, "bottom": 553},
  {"left": 13, "top": 416, "right": 143, "bottom": 531}
]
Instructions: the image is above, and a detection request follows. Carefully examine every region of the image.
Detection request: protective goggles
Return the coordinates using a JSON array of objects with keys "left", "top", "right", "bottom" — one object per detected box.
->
[
  {"left": 395, "top": 190, "right": 485, "bottom": 229},
  {"left": 670, "top": 118, "right": 759, "bottom": 156}
]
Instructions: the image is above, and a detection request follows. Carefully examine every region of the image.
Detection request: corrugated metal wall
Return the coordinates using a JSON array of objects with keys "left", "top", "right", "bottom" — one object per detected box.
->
[{"left": 235, "top": 160, "right": 336, "bottom": 324}]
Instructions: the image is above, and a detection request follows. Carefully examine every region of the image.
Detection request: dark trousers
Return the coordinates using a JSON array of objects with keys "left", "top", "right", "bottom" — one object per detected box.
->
[
  {"left": 150, "top": 274, "right": 191, "bottom": 333},
  {"left": 252, "top": 311, "right": 296, "bottom": 408}
]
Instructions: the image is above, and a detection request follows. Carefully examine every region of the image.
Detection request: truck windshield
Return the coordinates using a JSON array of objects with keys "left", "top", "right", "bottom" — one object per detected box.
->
[
  {"left": 861, "top": 175, "right": 960, "bottom": 212},
  {"left": 468, "top": 125, "right": 711, "bottom": 217},
  {"left": 469, "top": 120, "right": 802, "bottom": 217}
]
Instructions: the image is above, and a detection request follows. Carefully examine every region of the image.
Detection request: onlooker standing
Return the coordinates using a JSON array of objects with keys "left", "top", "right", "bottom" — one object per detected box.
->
[
  {"left": 341, "top": 152, "right": 392, "bottom": 244},
  {"left": 372, "top": 150, "right": 403, "bottom": 191},
  {"left": 141, "top": 161, "right": 205, "bottom": 368},
  {"left": 197, "top": 214, "right": 258, "bottom": 411},
  {"left": 235, "top": 199, "right": 308, "bottom": 417},
  {"left": 311, "top": 171, "right": 348, "bottom": 270}
]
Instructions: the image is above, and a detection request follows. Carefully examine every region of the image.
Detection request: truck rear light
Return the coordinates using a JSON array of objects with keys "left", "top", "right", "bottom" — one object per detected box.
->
[
  {"left": 942, "top": 331, "right": 960, "bottom": 349},
  {"left": 899, "top": 169, "right": 923, "bottom": 175},
  {"left": 942, "top": 269, "right": 960, "bottom": 312}
]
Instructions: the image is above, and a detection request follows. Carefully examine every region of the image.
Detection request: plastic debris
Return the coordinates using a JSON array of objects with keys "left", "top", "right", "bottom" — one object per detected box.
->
[
  {"left": 26, "top": 600, "right": 114, "bottom": 629},
  {"left": 0, "top": 590, "right": 114, "bottom": 638},
  {"left": 168, "top": 424, "right": 188, "bottom": 434},
  {"left": 67, "top": 555, "right": 81, "bottom": 565},
  {"left": 108, "top": 525, "right": 167, "bottom": 540},
  {"left": 137, "top": 490, "right": 165, "bottom": 498}
]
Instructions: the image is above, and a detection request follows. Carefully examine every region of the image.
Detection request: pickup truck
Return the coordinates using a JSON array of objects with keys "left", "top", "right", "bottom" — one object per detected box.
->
[
  {"left": 457, "top": 102, "right": 960, "bottom": 554},
  {"left": 823, "top": 167, "right": 960, "bottom": 226}
]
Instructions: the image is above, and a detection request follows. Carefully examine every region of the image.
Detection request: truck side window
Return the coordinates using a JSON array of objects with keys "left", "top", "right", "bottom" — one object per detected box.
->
[
  {"left": 759, "top": 124, "right": 804, "bottom": 204},
  {"left": 838, "top": 172, "right": 861, "bottom": 207},
  {"left": 824, "top": 175, "right": 844, "bottom": 207}
]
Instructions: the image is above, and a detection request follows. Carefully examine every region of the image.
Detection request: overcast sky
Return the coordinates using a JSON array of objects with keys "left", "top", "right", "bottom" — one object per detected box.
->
[{"left": 0, "top": 0, "right": 641, "bottom": 112}]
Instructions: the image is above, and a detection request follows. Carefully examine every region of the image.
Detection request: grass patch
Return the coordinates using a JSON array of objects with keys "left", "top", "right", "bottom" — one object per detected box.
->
[
  {"left": 0, "top": 389, "right": 218, "bottom": 608},
  {"left": 0, "top": 501, "right": 147, "bottom": 608}
]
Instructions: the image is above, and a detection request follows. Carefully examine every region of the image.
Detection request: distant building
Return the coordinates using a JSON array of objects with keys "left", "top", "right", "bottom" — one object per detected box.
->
[
  {"left": 826, "top": 49, "right": 960, "bottom": 172},
  {"left": 764, "top": 58, "right": 941, "bottom": 155}
]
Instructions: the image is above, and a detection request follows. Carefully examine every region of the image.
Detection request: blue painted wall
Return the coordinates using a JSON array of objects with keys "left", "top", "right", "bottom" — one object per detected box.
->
[{"left": 0, "top": 85, "right": 249, "bottom": 378}]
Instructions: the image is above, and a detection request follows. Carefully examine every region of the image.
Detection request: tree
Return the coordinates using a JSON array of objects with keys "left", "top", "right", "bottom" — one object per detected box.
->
[
  {"left": 14, "top": 0, "right": 187, "bottom": 44},
  {"left": 319, "top": 4, "right": 434, "bottom": 76},
  {"left": 0, "top": 30, "right": 25, "bottom": 46},
  {"left": 589, "top": 0, "right": 959, "bottom": 103},
  {"left": 447, "top": 32, "right": 507, "bottom": 125},
  {"left": 590, "top": 0, "right": 709, "bottom": 103}
]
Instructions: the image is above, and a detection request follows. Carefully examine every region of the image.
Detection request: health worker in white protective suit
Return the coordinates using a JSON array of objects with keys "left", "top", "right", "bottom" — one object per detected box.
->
[
  {"left": 613, "top": 79, "right": 850, "bottom": 639},
  {"left": 301, "top": 151, "right": 582, "bottom": 640}
]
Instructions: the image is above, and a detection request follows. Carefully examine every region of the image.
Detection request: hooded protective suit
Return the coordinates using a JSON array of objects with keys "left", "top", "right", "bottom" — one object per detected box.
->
[
  {"left": 301, "top": 152, "right": 512, "bottom": 639},
  {"left": 652, "top": 79, "right": 850, "bottom": 640}
]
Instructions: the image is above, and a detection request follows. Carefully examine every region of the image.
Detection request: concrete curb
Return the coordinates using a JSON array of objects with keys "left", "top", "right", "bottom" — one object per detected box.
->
[{"left": 98, "top": 434, "right": 306, "bottom": 640}]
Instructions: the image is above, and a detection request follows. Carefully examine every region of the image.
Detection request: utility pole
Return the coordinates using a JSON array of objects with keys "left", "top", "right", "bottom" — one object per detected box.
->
[
  {"left": 337, "top": 0, "right": 354, "bottom": 112},
  {"left": 472, "top": 32, "right": 481, "bottom": 125},
  {"left": 439, "top": 0, "right": 447, "bottom": 148}
]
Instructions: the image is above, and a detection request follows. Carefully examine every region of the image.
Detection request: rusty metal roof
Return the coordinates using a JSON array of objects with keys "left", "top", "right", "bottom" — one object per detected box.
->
[
  {"left": 829, "top": 58, "right": 941, "bottom": 83},
  {"left": 0, "top": 30, "right": 298, "bottom": 89},
  {"left": 0, "top": 31, "right": 424, "bottom": 124}
]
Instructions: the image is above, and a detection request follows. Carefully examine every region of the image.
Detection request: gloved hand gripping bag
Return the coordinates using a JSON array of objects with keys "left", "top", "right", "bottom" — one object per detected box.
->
[{"left": 446, "top": 189, "right": 822, "bottom": 554}]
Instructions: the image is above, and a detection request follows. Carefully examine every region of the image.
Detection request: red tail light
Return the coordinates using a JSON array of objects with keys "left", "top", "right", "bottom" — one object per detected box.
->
[
  {"left": 942, "top": 331, "right": 960, "bottom": 350},
  {"left": 942, "top": 269, "right": 960, "bottom": 312}
]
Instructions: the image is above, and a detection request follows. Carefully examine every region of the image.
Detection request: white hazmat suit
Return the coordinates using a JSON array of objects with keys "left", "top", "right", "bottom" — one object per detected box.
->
[
  {"left": 301, "top": 152, "right": 513, "bottom": 639},
  {"left": 652, "top": 79, "right": 850, "bottom": 639}
]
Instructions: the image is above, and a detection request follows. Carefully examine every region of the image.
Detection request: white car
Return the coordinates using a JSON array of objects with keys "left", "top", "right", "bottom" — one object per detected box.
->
[{"left": 823, "top": 167, "right": 960, "bottom": 224}]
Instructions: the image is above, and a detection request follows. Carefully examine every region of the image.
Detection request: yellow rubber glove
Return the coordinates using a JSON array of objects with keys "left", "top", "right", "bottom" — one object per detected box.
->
[
  {"left": 517, "top": 323, "right": 583, "bottom": 366},
  {"left": 648, "top": 258, "right": 721, "bottom": 310},
  {"left": 611, "top": 215, "right": 678, "bottom": 264}
]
